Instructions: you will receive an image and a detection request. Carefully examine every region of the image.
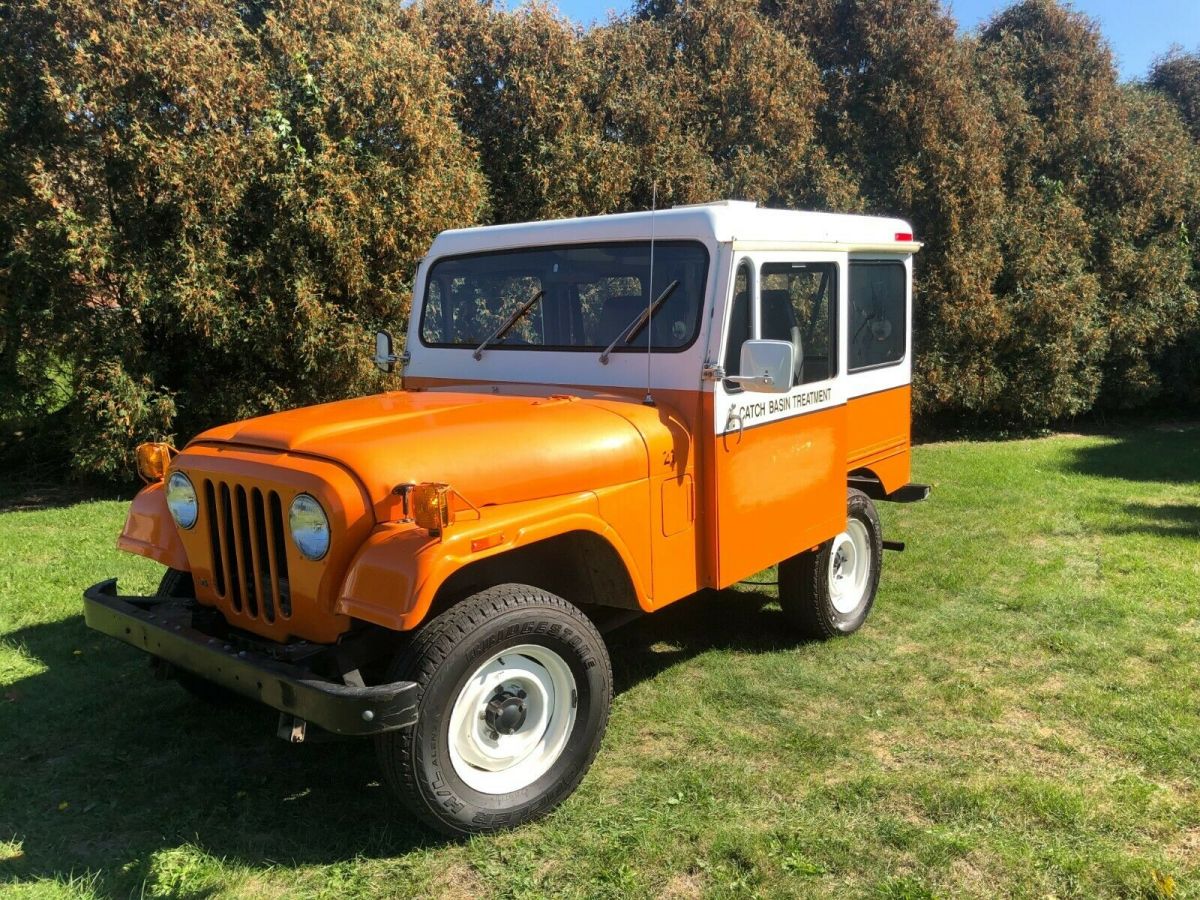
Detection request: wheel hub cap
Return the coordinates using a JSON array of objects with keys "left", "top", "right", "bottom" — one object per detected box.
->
[
  {"left": 485, "top": 689, "right": 528, "bottom": 736},
  {"left": 827, "top": 519, "right": 872, "bottom": 615}
]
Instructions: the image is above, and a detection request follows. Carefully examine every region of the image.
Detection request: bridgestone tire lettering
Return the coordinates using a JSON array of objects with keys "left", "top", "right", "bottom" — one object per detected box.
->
[{"left": 374, "top": 583, "right": 613, "bottom": 836}]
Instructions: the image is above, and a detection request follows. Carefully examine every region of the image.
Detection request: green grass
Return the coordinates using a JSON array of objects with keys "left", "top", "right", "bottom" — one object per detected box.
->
[{"left": 2, "top": 427, "right": 1199, "bottom": 898}]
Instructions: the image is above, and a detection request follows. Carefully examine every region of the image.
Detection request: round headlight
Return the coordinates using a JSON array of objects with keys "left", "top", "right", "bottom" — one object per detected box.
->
[
  {"left": 289, "top": 494, "right": 330, "bottom": 561},
  {"left": 165, "top": 472, "right": 198, "bottom": 529}
]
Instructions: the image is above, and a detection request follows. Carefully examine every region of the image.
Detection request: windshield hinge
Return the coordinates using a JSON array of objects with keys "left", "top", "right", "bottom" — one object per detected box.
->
[{"left": 701, "top": 362, "right": 726, "bottom": 382}]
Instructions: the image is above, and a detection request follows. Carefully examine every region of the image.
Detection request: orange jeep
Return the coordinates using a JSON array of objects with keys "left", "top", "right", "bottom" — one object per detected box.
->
[{"left": 84, "top": 201, "right": 928, "bottom": 834}]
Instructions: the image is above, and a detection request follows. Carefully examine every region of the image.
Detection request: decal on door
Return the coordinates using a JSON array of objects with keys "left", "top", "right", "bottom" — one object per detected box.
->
[{"left": 716, "top": 382, "right": 843, "bottom": 435}]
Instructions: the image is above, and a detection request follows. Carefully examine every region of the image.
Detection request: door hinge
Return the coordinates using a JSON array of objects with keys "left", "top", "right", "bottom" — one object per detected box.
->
[{"left": 701, "top": 362, "right": 726, "bottom": 382}]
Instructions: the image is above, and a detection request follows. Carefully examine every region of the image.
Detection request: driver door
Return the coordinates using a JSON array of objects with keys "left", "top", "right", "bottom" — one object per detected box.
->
[{"left": 709, "top": 252, "right": 848, "bottom": 587}]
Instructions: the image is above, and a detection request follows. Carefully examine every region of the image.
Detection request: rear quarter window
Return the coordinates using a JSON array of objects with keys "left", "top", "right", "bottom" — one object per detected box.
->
[{"left": 848, "top": 261, "right": 906, "bottom": 371}]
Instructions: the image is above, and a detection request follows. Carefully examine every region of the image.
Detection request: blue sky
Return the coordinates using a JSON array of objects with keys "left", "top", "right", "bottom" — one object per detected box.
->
[{"left": 544, "top": 0, "right": 1200, "bottom": 81}]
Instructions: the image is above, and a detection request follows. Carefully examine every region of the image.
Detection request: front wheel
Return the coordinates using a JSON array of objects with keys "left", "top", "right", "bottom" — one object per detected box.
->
[
  {"left": 375, "top": 584, "right": 612, "bottom": 835},
  {"left": 779, "top": 488, "right": 882, "bottom": 639}
]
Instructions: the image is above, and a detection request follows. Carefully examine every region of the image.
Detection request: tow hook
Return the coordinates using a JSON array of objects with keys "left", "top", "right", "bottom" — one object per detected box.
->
[{"left": 278, "top": 714, "right": 308, "bottom": 743}]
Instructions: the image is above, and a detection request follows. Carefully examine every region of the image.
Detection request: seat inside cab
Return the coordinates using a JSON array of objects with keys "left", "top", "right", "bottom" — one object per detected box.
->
[
  {"left": 594, "top": 295, "right": 647, "bottom": 346},
  {"left": 760, "top": 288, "right": 804, "bottom": 383}
]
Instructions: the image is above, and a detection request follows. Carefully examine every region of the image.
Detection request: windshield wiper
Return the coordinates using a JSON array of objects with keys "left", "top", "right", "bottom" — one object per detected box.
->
[
  {"left": 599, "top": 280, "right": 679, "bottom": 365},
  {"left": 473, "top": 289, "right": 545, "bottom": 360}
]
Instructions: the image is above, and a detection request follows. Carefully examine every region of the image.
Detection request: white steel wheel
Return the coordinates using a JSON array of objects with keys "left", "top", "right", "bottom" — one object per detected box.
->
[
  {"left": 376, "top": 584, "right": 613, "bottom": 835},
  {"left": 827, "top": 519, "right": 872, "bottom": 615},
  {"left": 447, "top": 644, "right": 578, "bottom": 794},
  {"left": 778, "top": 489, "right": 883, "bottom": 640}
]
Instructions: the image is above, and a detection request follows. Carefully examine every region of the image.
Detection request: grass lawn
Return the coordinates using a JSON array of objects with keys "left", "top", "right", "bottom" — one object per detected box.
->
[{"left": 1, "top": 427, "right": 1198, "bottom": 898}]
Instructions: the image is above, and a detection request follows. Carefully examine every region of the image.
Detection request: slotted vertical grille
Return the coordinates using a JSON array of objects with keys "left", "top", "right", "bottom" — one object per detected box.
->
[{"left": 203, "top": 478, "right": 291, "bottom": 622}]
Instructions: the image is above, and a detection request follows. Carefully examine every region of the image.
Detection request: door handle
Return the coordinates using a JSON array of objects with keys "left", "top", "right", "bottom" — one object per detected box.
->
[{"left": 724, "top": 407, "right": 744, "bottom": 443}]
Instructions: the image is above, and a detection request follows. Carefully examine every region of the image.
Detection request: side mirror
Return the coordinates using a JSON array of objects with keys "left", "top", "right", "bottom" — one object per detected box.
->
[
  {"left": 374, "top": 330, "right": 399, "bottom": 374},
  {"left": 727, "top": 340, "right": 794, "bottom": 394}
]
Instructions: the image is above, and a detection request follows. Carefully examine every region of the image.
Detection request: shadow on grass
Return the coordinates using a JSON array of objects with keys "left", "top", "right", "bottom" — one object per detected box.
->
[
  {"left": 1065, "top": 425, "right": 1200, "bottom": 484},
  {"left": 606, "top": 587, "right": 788, "bottom": 694},
  {"left": 0, "top": 480, "right": 134, "bottom": 514},
  {"left": 1114, "top": 503, "right": 1200, "bottom": 538},
  {"left": 0, "top": 587, "right": 782, "bottom": 893}
]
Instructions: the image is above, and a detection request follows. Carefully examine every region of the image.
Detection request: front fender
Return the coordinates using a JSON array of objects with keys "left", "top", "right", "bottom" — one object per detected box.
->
[
  {"left": 116, "top": 481, "right": 190, "bottom": 572},
  {"left": 336, "top": 491, "right": 650, "bottom": 631}
]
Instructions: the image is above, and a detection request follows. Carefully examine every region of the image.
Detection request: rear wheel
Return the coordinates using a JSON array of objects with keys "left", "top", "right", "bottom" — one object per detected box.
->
[
  {"left": 375, "top": 584, "right": 612, "bottom": 835},
  {"left": 779, "top": 488, "right": 882, "bottom": 639},
  {"left": 156, "top": 569, "right": 239, "bottom": 705}
]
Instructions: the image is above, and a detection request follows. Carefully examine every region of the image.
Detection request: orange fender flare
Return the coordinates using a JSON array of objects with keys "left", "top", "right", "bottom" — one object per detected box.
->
[
  {"left": 117, "top": 481, "right": 190, "bottom": 572},
  {"left": 337, "top": 491, "right": 651, "bottom": 631}
]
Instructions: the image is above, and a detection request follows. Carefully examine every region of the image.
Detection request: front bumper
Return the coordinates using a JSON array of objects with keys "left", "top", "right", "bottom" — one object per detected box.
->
[{"left": 83, "top": 579, "right": 417, "bottom": 736}]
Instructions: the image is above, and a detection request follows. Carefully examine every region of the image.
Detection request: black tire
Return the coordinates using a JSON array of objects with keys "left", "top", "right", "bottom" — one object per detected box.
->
[
  {"left": 375, "top": 584, "right": 612, "bottom": 836},
  {"left": 779, "top": 488, "right": 882, "bottom": 640},
  {"left": 156, "top": 569, "right": 239, "bottom": 705}
]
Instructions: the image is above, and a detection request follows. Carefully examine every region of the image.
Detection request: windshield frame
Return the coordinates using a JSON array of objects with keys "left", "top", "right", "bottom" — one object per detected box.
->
[{"left": 417, "top": 240, "right": 711, "bottom": 356}]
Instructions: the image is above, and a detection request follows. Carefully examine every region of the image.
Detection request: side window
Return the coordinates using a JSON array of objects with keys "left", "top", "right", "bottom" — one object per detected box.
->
[
  {"left": 760, "top": 262, "right": 837, "bottom": 385},
  {"left": 849, "top": 261, "right": 906, "bottom": 370},
  {"left": 722, "top": 260, "right": 753, "bottom": 390}
]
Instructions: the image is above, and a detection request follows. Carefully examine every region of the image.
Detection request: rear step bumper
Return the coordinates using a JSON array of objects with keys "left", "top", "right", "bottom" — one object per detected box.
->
[
  {"left": 849, "top": 478, "right": 932, "bottom": 504},
  {"left": 83, "top": 579, "right": 417, "bottom": 736},
  {"left": 886, "top": 483, "right": 931, "bottom": 503}
]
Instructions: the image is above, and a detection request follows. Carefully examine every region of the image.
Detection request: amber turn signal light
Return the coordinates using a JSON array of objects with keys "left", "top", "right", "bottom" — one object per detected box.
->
[
  {"left": 135, "top": 442, "right": 174, "bottom": 483},
  {"left": 411, "top": 482, "right": 455, "bottom": 533}
]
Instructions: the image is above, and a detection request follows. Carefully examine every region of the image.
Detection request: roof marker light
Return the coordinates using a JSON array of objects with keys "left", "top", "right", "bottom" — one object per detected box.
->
[{"left": 895, "top": 232, "right": 914, "bottom": 242}]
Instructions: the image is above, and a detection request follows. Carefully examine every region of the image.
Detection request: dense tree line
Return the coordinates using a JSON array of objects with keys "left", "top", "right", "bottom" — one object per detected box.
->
[{"left": 2, "top": 0, "right": 1199, "bottom": 476}]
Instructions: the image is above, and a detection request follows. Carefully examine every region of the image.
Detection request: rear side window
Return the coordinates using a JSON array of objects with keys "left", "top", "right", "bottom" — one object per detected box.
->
[{"left": 849, "top": 261, "right": 906, "bottom": 371}]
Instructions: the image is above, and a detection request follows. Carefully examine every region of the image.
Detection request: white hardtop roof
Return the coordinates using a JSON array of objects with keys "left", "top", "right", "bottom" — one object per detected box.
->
[{"left": 426, "top": 200, "right": 918, "bottom": 258}]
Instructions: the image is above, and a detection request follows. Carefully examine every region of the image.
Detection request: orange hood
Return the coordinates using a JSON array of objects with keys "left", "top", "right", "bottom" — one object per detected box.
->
[{"left": 192, "top": 390, "right": 659, "bottom": 515}]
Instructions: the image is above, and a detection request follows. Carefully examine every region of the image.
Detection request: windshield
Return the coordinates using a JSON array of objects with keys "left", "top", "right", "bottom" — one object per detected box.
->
[{"left": 419, "top": 241, "right": 709, "bottom": 353}]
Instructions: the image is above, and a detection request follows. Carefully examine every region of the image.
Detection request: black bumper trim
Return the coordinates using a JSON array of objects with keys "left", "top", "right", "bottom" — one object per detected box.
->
[
  {"left": 886, "top": 483, "right": 931, "bottom": 503},
  {"left": 83, "top": 579, "right": 417, "bottom": 735}
]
